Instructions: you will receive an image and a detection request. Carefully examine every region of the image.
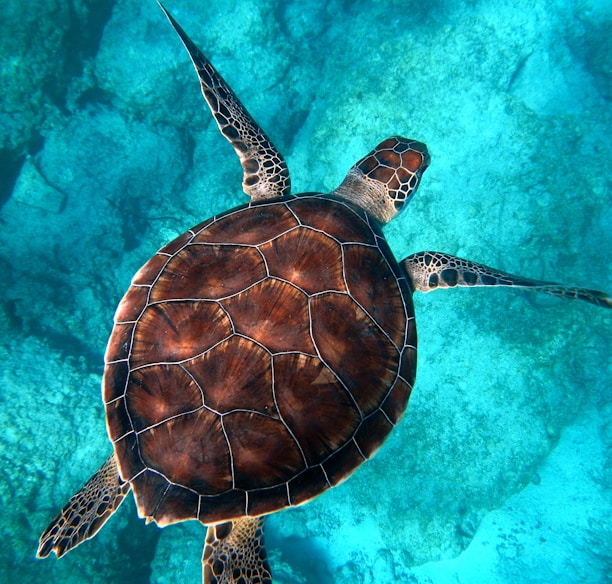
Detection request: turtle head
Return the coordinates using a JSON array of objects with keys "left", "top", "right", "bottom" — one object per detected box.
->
[{"left": 332, "top": 136, "right": 430, "bottom": 224}]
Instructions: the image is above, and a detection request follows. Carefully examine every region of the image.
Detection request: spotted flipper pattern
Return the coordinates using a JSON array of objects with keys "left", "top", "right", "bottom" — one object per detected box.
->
[
  {"left": 37, "top": 455, "right": 129, "bottom": 559},
  {"left": 203, "top": 517, "right": 271, "bottom": 584},
  {"left": 159, "top": 2, "right": 290, "bottom": 202},
  {"left": 403, "top": 251, "right": 612, "bottom": 308}
]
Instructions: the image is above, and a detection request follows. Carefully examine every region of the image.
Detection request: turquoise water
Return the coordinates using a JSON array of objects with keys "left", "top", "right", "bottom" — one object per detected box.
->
[{"left": 1, "top": 0, "right": 610, "bottom": 582}]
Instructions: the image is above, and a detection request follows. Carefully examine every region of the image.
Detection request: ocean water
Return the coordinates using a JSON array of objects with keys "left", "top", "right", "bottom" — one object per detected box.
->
[{"left": 1, "top": 0, "right": 610, "bottom": 582}]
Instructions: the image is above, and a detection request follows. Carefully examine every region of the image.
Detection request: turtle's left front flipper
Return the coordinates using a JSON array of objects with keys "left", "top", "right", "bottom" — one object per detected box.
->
[
  {"left": 402, "top": 251, "right": 611, "bottom": 308},
  {"left": 203, "top": 517, "right": 272, "bottom": 584},
  {"left": 37, "top": 454, "right": 129, "bottom": 559},
  {"left": 158, "top": 2, "right": 291, "bottom": 202}
]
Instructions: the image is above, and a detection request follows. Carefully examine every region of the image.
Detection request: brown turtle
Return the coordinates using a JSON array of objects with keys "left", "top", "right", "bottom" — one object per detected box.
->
[{"left": 37, "top": 4, "right": 611, "bottom": 583}]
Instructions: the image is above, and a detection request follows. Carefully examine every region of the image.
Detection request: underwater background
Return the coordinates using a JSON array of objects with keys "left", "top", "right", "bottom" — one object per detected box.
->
[{"left": 1, "top": 0, "right": 610, "bottom": 582}]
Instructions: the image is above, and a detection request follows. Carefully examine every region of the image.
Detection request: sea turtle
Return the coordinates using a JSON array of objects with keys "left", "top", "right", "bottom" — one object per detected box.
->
[{"left": 37, "top": 4, "right": 611, "bottom": 583}]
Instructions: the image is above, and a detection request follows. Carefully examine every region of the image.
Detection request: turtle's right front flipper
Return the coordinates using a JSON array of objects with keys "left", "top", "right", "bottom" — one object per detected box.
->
[
  {"left": 402, "top": 251, "right": 611, "bottom": 308},
  {"left": 37, "top": 454, "right": 129, "bottom": 559},
  {"left": 159, "top": 2, "right": 291, "bottom": 202}
]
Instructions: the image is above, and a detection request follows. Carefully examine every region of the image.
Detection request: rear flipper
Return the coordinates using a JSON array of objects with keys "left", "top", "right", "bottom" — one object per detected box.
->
[
  {"left": 203, "top": 517, "right": 271, "bottom": 584},
  {"left": 37, "top": 454, "right": 129, "bottom": 559},
  {"left": 402, "top": 251, "right": 611, "bottom": 308}
]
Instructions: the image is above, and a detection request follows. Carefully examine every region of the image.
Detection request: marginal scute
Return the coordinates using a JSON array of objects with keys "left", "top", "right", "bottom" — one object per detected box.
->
[
  {"left": 399, "top": 341, "right": 417, "bottom": 387},
  {"left": 130, "top": 469, "right": 171, "bottom": 520},
  {"left": 381, "top": 376, "right": 413, "bottom": 425},
  {"left": 158, "top": 230, "right": 194, "bottom": 256},
  {"left": 246, "top": 483, "right": 290, "bottom": 517},
  {"left": 104, "top": 323, "right": 134, "bottom": 363},
  {"left": 103, "top": 360, "right": 130, "bottom": 403},
  {"left": 354, "top": 410, "right": 394, "bottom": 458},
  {"left": 322, "top": 440, "right": 365, "bottom": 486},
  {"left": 148, "top": 482, "right": 201, "bottom": 526},
  {"left": 198, "top": 490, "right": 248, "bottom": 525},
  {"left": 132, "top": 254, "right": 169, "bottom": 286},
  {"left": 114, "top": 286, "right": 149, "bottom": 323},
  {"left": 113, "top": 431, "right": 145, "bottom": 481},
  {"left": 288, "top": 466, "right": 330, "bottom": 506},
  {"left": 105, "top": 397, "right": 132, "bottom": 442}
]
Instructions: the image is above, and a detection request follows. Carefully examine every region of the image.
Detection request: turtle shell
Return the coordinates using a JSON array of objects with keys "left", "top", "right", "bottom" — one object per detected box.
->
[{"left": 102, "top": 194, "right": 417, "bottom": 526}]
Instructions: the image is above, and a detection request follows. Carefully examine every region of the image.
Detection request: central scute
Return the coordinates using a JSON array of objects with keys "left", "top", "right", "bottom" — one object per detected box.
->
[{"left": 102, "top": 194, "right": 416, "bottom": 526}]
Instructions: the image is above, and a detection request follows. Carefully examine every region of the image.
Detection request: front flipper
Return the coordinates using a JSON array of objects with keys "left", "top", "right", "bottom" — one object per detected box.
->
[
  {"left": 402, "top": 251, "right": 611, "bottom": 308},
  {"left": 203, "top": 517, "right": 271, "bottom": 584},
  {"left": 37, "top": 454, "right": 129, "bottom": 559},
  {"left": 159, "top": 2, "right": 291, "bottom": 202}
]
